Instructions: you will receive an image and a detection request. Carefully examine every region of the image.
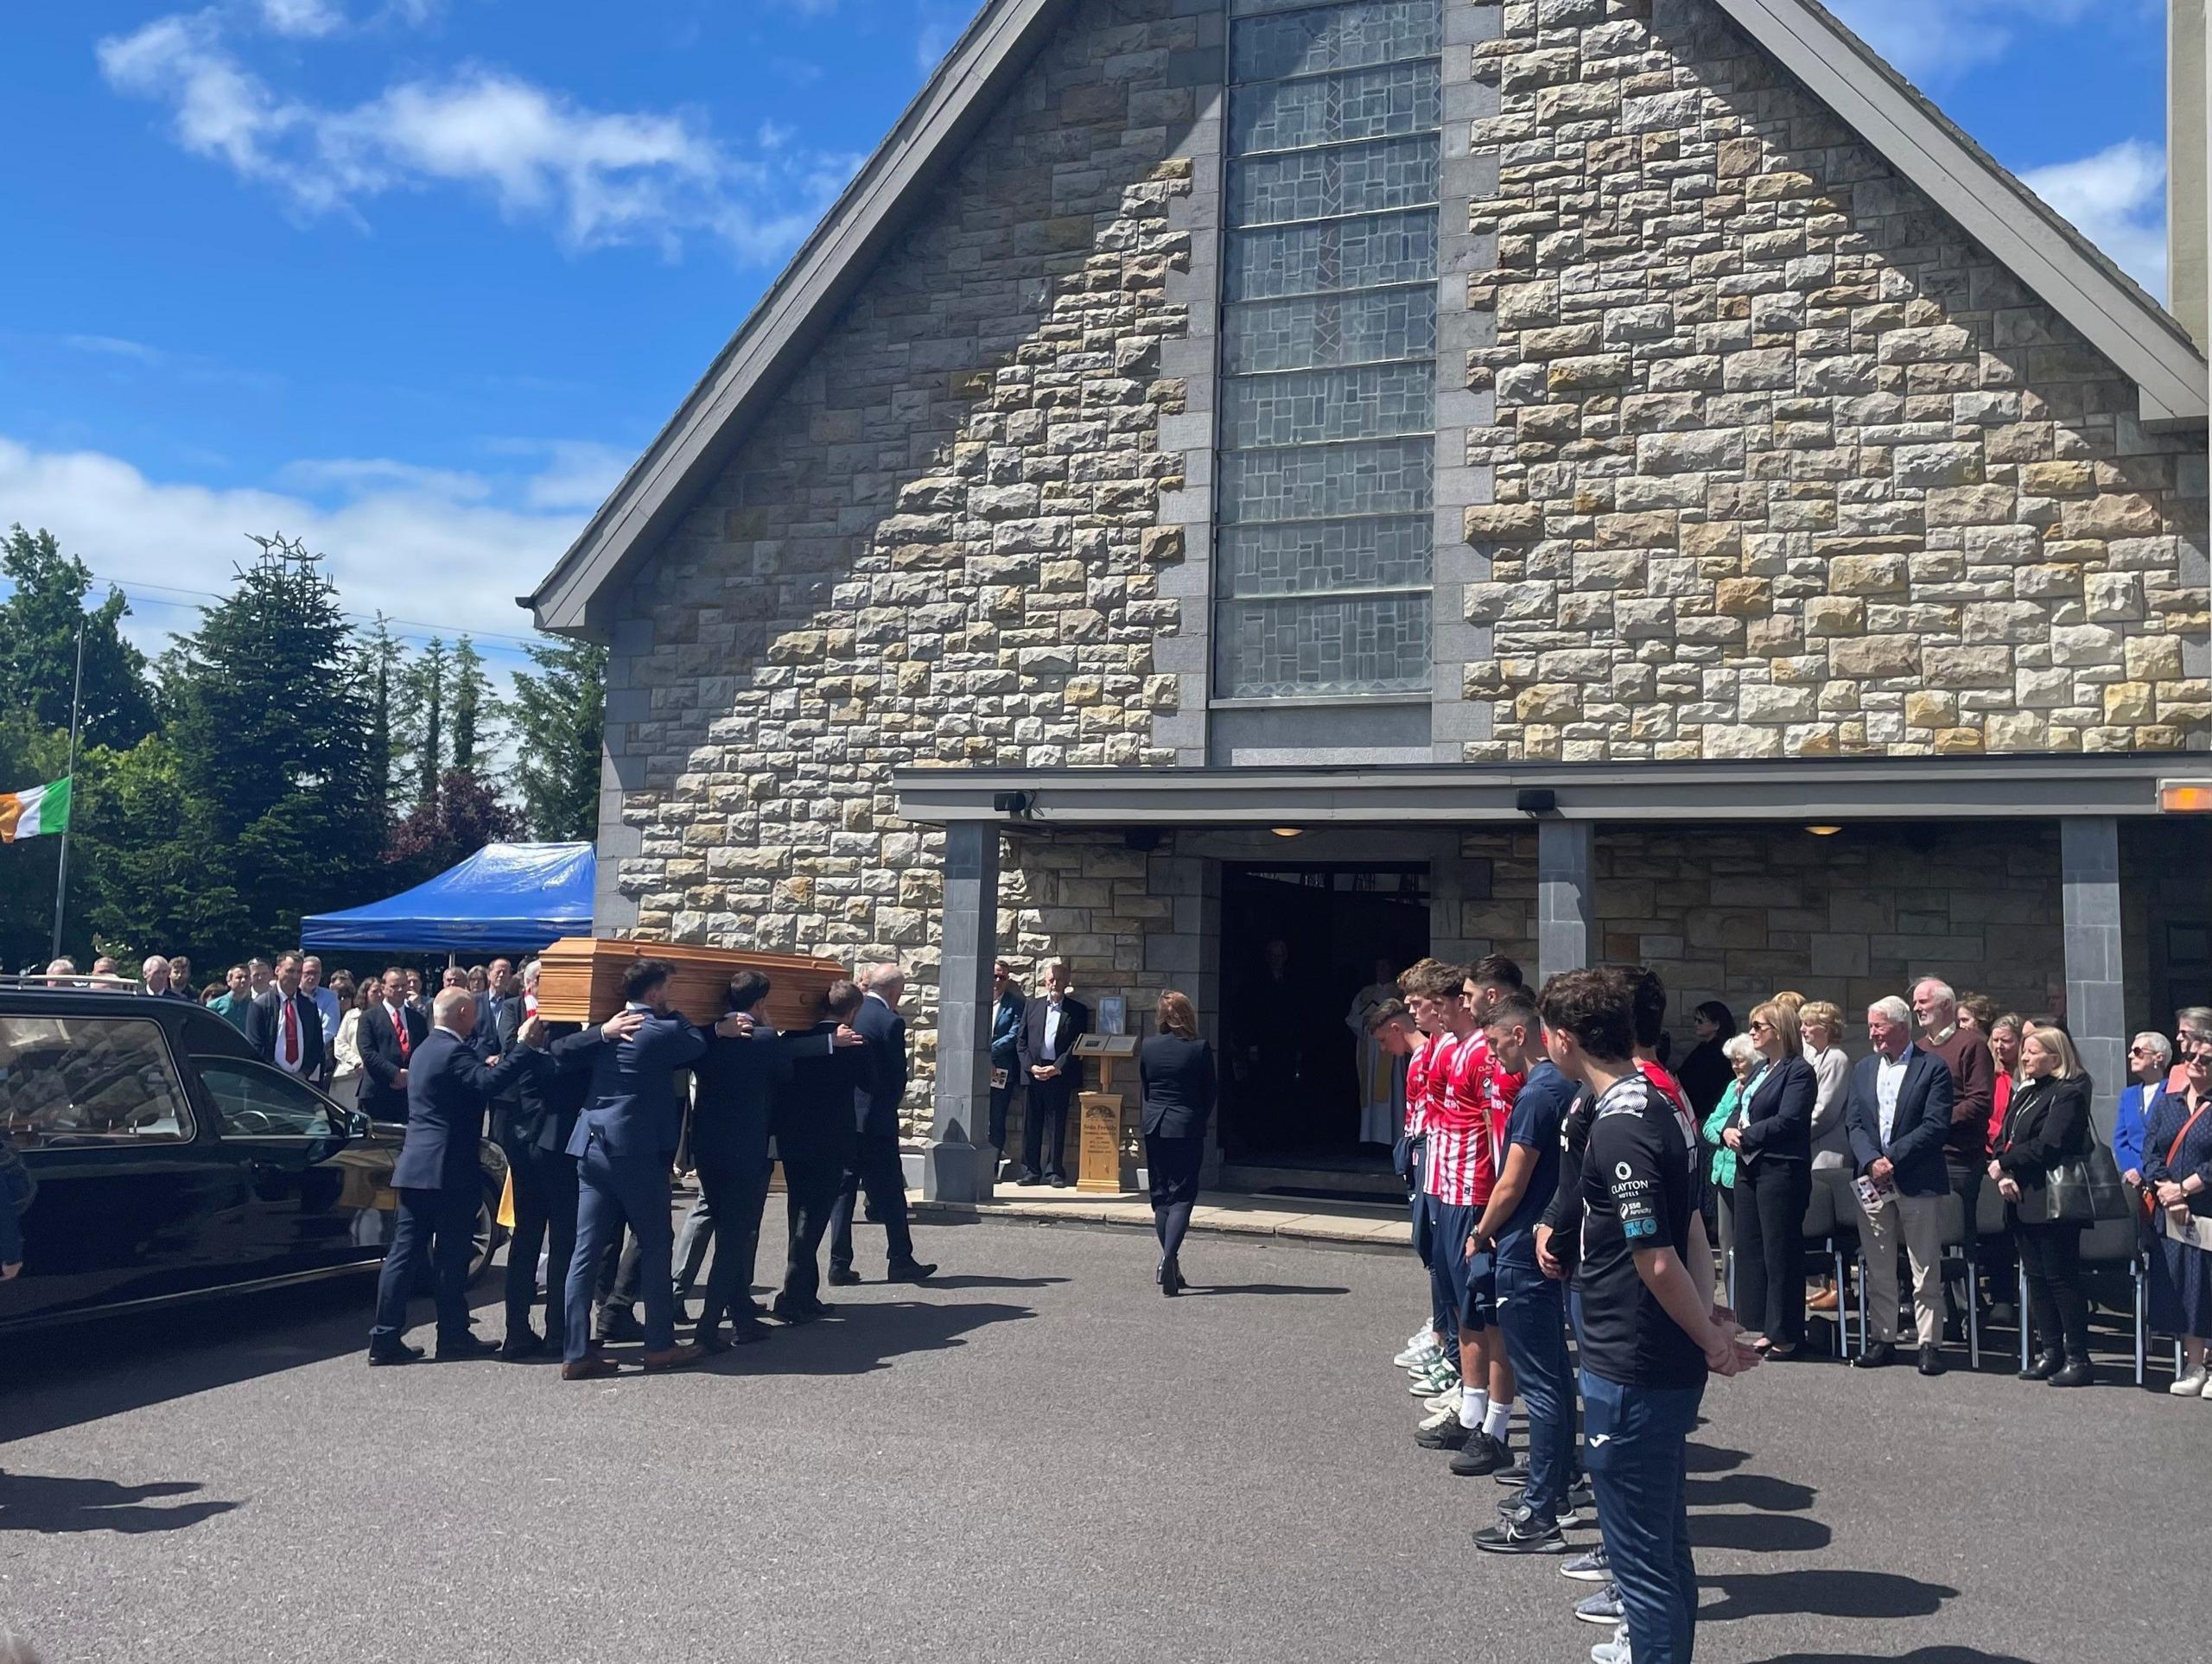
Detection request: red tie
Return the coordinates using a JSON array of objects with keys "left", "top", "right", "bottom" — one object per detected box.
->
[
  {"left": 394, "top": 1006, "right": 410, "bottom": 1059},
  {"left": 282, "top": 999, "right": 299, "bottom": 1065}
]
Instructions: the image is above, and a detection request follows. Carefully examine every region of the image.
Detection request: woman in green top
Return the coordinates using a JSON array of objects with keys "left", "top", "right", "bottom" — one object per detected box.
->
[{"left": 1703, "top": 1033, "right": 1761, "bottom": 1299}]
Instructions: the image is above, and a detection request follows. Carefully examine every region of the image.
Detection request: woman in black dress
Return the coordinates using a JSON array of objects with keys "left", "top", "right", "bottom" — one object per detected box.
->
[
  {"left": 1676, "top": 1000, "right": 1737, "bottom": 1121},
  {"left": 1140, "top": 990, "right": 1216, "bottom": 1297},
  {"left": 1991, "top": 1024, "right": 2096, "bottom": 1387},
  {"left": 1722, "top": 1000, "right": 1816, "bottom": 1357}
]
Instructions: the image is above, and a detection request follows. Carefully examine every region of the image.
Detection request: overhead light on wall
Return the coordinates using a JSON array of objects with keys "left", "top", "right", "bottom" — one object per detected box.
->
[
  {"left": 1806, "top": 824, "right": 1843, "bottom": 836},
  {"left": 2158, "top": 779, "right": 2212, "bottom": 814},
  {"left": 1270, "top": 827, "right": 1303, "bottom": 838}
]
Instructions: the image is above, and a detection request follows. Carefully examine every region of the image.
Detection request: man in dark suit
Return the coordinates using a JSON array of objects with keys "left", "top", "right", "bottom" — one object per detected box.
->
[
  {"left": 1014, "top": 960, "right": 1090, "bottom": 1186},
  {"left": 246, "top": 952, "right": 324, "bottom": 1083},
  {"left": 366, "top": 988, "right": 543, "bottom": 1365},
  {"left": 1845, "top": 994, "right": 1959, "bottom": 1375},
  {"left": 359, "top": 968, "right": 428, "bottom": 1123},
  {"left": 826, "top": 964, "right": 938, "bottom": 1286},
  {"left": 469, "top": 956, "right": 516, "bottom": 1060},
  {"left": 560, "top": 958, "right": 744, "bottom": 1379},
  {"left": 772, "top": 981, "right": 870, "bottom": 1322}
]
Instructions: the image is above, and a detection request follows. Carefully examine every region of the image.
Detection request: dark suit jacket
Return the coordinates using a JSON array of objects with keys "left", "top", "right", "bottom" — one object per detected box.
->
[
  {"left": 246, "top": 988, "right": 325, "bottom": 1082},
  {"left": 772, "top": 1022, "right": 868, "bottom": 1171},
  {"left": 499, "top": 1020, "right": 600, "bottom": 1153},
  {"left": 566, "top": 1008, "right": 710, "bottom": 1165},
  {"left": 1993, "top": 1073, "right": 2093, "bottom": 1201},
  {"left": 390, "top": 1028, "right": 537, "bottom": 1193},
  {"left": 1139, "top": 1033, "right": 1216, "bottom": 1140},
  {"left": 694, "top": 1029, "right": 836, "bottom": 1169},
  {"left": 1016, "top": 995, "right": 1090, "bottom": 1096},
  {"left": 852, "top": 994, "right": 909, "bottom": 1140},
  {"left": 1735, "top": 1053, "right": 1815, "bottom": 1165},
  {"left": 1844, "top": 1046, "right": 1956, "bottom": 1197},
  {"left": 359, "top": 1000, "right": 428, "bottom": 1122}
]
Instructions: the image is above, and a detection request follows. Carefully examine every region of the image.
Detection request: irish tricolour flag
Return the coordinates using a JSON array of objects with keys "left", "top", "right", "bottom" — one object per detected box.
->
[{"left": 0, "top": 777, "right": 71, "bottom": 843}]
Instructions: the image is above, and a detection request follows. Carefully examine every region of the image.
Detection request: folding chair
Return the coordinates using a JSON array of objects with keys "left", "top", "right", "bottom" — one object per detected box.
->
[
  {"left": 2077, "top": 1212, "right": 2147, "bottom": 1387},
  {"left": 1799, "top": 1183, "right": 1850, "bottom": 1359}
]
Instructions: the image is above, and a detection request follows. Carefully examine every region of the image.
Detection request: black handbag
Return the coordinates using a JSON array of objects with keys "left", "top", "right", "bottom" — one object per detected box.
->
[{"left": 2022, "top": 1140, "right": 2129, "bottom": 1224}]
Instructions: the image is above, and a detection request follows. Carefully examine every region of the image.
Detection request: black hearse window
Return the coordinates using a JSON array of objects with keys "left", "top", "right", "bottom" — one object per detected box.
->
[
  {"left": 0, "top": 1017, "right": 197, "bottom": 1148},
  {"left": 195, "top": 1060, "right": 332, "bottom": 1139}
]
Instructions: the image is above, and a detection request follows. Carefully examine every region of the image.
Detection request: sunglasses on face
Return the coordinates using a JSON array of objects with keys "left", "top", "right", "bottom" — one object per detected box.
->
[{"left": 1750, "top": 1019, "right": 1774, "bottom": 1033}]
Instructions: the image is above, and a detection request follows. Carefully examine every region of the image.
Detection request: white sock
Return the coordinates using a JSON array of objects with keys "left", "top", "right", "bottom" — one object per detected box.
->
[
  {"left": 1483, "top": 1400, "right": 1511, "bottom": 1440},
  {"left": 1459, "top": 1388, "right": 1489, "bottom": 1430}
]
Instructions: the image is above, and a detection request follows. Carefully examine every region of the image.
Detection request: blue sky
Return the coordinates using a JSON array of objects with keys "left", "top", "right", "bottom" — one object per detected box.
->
[{"left": 0, "top": 0, "right": 2178, "bottom": 676}]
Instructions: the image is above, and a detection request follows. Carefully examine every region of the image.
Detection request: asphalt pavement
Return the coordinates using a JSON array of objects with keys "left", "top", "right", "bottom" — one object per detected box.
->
[{"left": 2, "top": 1203, "right": 2203, "bottom": 1664}]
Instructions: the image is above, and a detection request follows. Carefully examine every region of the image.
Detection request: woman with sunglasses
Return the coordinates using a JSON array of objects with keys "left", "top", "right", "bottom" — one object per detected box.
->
[
  {"left": 1721, "top": 1000, "right": 1816, "bottom": 1358},
  {"left": 2114, "top": 1032, "right": 2172, "bottom": 1191},
  {"left": 2142, "top": 1036, "right": 2212, "bottom": 1396},
  {"left": 1991, "top": 1025, "right": 2095, "bottom": 1387}
]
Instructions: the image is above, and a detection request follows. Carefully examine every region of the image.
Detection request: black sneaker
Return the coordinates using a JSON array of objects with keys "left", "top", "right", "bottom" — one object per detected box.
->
[
  {"left": 1415, "top": 1417, "right": 1473, "bottom": 1451},
  {"left": 1472, "top": 1505, "right": 1567, "bottom": 1555},
  {"left": 1450, "top": 1432, "right": 1510, "bottom": 1477},
  {"left": 1491, "top": 1460, "right": 1531, "bottom": 1488}
]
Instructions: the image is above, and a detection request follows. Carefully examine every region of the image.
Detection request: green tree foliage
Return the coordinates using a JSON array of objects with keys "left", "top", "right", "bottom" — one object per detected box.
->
[
  {"left": 509, "top": 636, "right": 605, "bottom": 840},
  {"left": 400, "top": 634, "right": 448, "bottom": 816},
  {"left": 165, "top": 534, "right": 385, "bottom": 951},
  {"left": 450, "top": 633, "right": 497, "bottom": 778},
  {"left": 0, "top": 524, "right": 157, "bottom": 750}
]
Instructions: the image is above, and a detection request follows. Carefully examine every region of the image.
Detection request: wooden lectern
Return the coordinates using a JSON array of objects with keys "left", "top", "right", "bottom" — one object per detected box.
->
[{"left": 1071, "top": 1033, "right": 1141, "bottom": 1194}]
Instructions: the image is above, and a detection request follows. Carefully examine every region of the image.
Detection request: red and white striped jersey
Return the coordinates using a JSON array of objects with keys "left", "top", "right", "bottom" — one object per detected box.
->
[
  {"left": 1424, "top": 1033, "right": 1500, "bottom": 1207},
  {"left": 1403, "top": 1030, "right": 1445, "bottom": 1141}
]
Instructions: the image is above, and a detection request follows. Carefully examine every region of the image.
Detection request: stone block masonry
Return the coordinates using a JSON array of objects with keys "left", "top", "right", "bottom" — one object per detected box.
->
[
  {"left": 599, "top": 0, "right": 1205, "bottom": 1129},
  {"left": 1458, "top": 0, "right": 2210, "bottom": 763}
]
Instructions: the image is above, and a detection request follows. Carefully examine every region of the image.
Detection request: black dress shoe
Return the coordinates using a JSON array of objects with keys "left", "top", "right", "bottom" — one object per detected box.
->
[
  {"left": 497, "top": 1331, "right": 545, "bottom": 1362},
  {"left": 886, "top": 1260, "right": 938, "bottom": 1283},
  {"left": 2018, "top": 1350, "right": 2063, "bottom": 1381},
  {"left": 1014, "top": 1172, "right": 1044, "bottom": 1187},
  {"left": 1048, "top": 1174, "right": 1069, "bottom": 1188},
  {"left": 770, "top": 1297, "right": 818, "bottom": 1324},
  {"left": 596, "top": 1307, "right": 645, "bottom": 1343},
  {"left": 2049, "top": 1356, "right": 2095, "bottom": 1388},
  {"left": 1161, "top": 1261, "right": 1183, "bottom": 1297},
  {"left": 367, "top": 1342, "right": 424, "bottom": 1367},
  {"left": 1852, "top": 1342, "right": 1895, "bottom": 1370},
  {"left": 826, "top": 1266, "right": 862, "bottom": 1286},
  {"left": 435, "top": 1334, "right": 499, "bottom": 1362},
  {"left": 1917, "top": 1344, "right": 1948, "bottom": 1377},
  {"left": 728, "top": 1319, "right": 771, "bottom": 1344}
]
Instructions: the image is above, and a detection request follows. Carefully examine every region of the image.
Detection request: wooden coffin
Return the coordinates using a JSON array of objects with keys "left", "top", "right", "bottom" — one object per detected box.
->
[{"left": 534, "top": 937, "right": 850, "bottom": 1032}]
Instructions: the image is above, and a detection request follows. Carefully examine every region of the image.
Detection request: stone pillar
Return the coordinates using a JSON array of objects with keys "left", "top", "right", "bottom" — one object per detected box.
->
[
  {"left": 2061, "top": 816, "right": 2126, "bottom": 1137},
  {"left": 1537, "top": 819, "right": 1596, "bottom": 987},
  {"left": 925, "top": 821, "right": 999, "bottom": 1203}
]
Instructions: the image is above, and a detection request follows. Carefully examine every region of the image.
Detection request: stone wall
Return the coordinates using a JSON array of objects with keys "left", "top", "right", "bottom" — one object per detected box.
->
[
  {"left": 597, "top": 0, "right": 1202, "bottom": 1121},
  {"left": 1459, "top": 0, "right": 2212, "bottom": 762}
]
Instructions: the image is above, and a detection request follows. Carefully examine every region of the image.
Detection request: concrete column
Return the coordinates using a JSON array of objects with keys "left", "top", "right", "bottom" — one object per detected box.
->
[
  {"left": 924, "top": 821, "right": 999, "bottom": 1203},
  {"left": 1536, "top": 819, "right": 1597, "bottom": 987},
  {"left": 2061, "top": 816, "right": 2127, "bottom": 1138}
]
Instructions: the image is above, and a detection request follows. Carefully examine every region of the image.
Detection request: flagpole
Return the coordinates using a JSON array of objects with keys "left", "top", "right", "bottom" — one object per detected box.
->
[{"left": 50, "top": 619, "right": 86, "bottom": 963}]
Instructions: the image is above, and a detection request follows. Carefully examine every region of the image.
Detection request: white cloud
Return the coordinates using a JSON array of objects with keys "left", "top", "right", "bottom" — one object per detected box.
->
[
  {"left": 59, "top": 333, "right": 168, "bottom": 365},
  {"left": 0, "top": 435, "right": 588, "bottom": 660},
  {"left": 275, "top": 455, "right": 493, "bottom": 500},
  {"left": 98, "top": 10, "right": 854, "bottom": 263},
  {"left": 259, "top": 0, "right": 346, "bottom": 38},
  {"left": 2020, "top": 139, "right": 2168, "bottom": 297},
  {"left": 1827, "top": 0, "right": 2120, "bottom": 84}
]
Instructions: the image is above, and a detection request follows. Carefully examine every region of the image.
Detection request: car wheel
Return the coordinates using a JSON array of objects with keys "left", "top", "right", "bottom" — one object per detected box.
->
[{"left": 467, "top": 1190, "right": 505, "bottom": 1287}]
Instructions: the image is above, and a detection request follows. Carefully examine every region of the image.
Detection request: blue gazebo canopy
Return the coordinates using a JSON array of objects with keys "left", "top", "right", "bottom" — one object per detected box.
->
[{"left": 300, "top": 842, "right": 595, "bottom": 954}]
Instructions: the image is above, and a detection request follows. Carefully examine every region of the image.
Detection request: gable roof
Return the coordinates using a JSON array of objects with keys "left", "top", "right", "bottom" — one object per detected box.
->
[{"left": 526, "top": 0, "right": 2209, "bottom": 638}]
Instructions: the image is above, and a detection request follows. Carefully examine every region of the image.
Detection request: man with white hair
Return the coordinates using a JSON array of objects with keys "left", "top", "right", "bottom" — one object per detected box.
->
[
  {"left": 140, "top": 955, "right": 189, "bottom": 1000},
  {"left": 828, "top": 963, "right": 937, "bottom": 1285},
  {"left": 1844, "top": 998, "right": 1956, "bottom": 1375},
  {"left": 1910, "top": 977, "right": 1995, "bottom": 1336}
]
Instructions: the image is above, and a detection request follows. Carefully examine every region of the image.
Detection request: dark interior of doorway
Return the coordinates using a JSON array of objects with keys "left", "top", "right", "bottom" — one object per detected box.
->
[{"left": 1218, "top": 863, "right": 1429, "bottom": 1181}]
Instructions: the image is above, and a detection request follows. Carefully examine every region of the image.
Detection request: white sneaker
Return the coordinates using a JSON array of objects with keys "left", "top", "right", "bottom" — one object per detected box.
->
[
  {"left": 1589, "top": 1623, "right": 1632, "bottom": 1664},
  {"left": 1418, "top": 1404, "right": 1459, "bottom": 1433},
  {"left": 1424, "top": 1388, "right": 1460, "bottom": 1413},
  {"left": 2170, "top": 1367, "right": 2208, "bottom": 1397},
  {"left": 1396, "top": 1339, "right": 1442, "bottom": 1369}
]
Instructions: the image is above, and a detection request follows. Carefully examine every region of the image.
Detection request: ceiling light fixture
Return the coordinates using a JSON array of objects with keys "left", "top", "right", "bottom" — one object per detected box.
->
[
  {"left": 1806, "top": 824, "right": 1843, "bottom": 837},
  {"left": 1270, "top": 827, "right": 1302, "bottom": 838}
]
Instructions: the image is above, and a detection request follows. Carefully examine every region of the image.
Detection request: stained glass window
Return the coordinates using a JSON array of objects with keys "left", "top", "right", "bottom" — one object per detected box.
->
[{"left": 1214, "top": 0, "right": 1440, "bottom": 700}]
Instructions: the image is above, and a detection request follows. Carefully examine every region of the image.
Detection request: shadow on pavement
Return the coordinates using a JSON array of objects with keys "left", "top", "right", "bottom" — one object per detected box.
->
[
  {"left": 1690, "top": 1511, "right": 1833, "bottom": 1553},
  {"left": 1688, "top": 1471, "right": 1818, "bottom": 1512},
  {"left": 693, "top": 1298, "right": 1039, "bottom": 1377},
  {"left": 1685, "top": 1440, "right": 1750, "bottom": 1473},
  {"left": 0, "top": 1275, "right": 502, "bottom": 1444},
  {"left": 0, "top": 1473, "right": 241, "bottom": 1534},
  {"left": 906, "top": 1274, "right": 1069, "bottom": 1291},
  {"left": 1702, "top": 1569, "right": 1957, "bottom": 1623},
  {"left": 1764, "top": 1651, "right": 2031, "bottom": 1664},
  {"left": 1182, "top": 1282, "right": 1352, "bottom": 1298}
]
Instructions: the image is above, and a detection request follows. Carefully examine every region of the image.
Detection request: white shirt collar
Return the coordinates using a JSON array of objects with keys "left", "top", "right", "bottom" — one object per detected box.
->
[
  {"left": 866, "top": 991, "right": 891, "bottom": 1007},
  {"left": 433, "top": 1022, "right": 465, "bottom": 1039}
]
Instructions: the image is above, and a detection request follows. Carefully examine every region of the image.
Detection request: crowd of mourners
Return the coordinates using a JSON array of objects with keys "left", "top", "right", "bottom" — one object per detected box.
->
[{"left": 1335, "top": 956, "right": 2212, "bottom": 1664}]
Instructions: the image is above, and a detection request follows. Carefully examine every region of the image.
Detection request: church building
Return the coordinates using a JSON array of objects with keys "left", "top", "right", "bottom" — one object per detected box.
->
[{"left": 530, "top": 0, "right": 2212, "bottom": 1199}]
